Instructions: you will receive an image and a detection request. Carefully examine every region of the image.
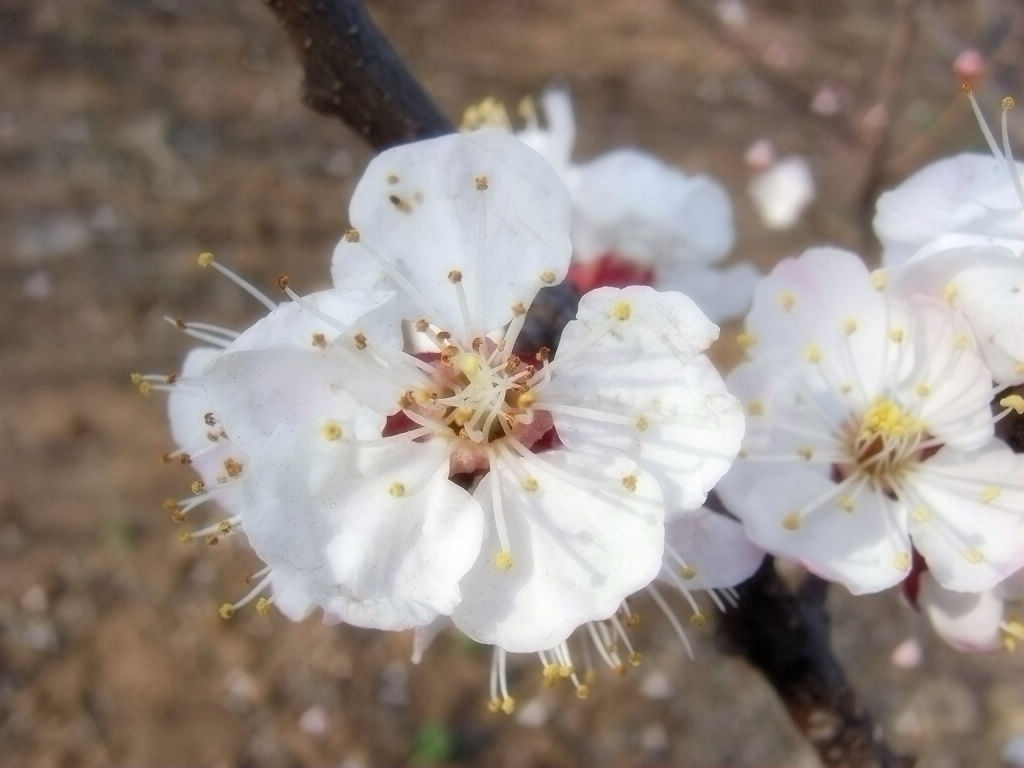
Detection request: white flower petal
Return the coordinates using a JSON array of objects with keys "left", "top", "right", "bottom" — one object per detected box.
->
[
  {"left": 411, "top": 616, "right": 450, "bottom": 664},
  {"left": 269, "top": 567, "right": 317, "bottom": 622},
  {"left": 919, "top": 573, "right": 1003, "bottom": 652},
  {"left": 654, "top": 261, "right": 761, "bottom": 324},
  {"left": 516, "top": 87, "right": 577, "bottom": 179},
  {"left": 242, "top": 423, "right": 484, "bottom": 631},
  {"left": 660, "top": 507, "right": 764, "bottom": 590},
  {"left": 572, "top": 149, "right": 734, "bottom": 268},
  {"left": 906, "top": 442, "right": 1024, "bottom": 592},
  {"left": 205, "top": 348, "right": 386, "bottom": 453},
  {"left": 738, "top": 470, "right": 912, "bottom": 594},
  {"left": 748, "top": 155, "right": 815, "bottom": 230},
  {"left": 336, "top": 131, "right": 572, "bottom": 335},
  {"left": 451, "top": 449, "right": 664, "bottom": 652}
]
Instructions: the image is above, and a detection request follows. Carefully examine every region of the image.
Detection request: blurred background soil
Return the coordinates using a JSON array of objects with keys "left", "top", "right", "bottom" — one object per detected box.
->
[{"left": 2, "top": 1, "right": 1024, "bottom": 765}]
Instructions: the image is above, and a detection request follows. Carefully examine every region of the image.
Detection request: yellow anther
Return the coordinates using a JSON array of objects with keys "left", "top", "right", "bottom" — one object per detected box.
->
[
  {"left": 224, "top": 458, "right": 243, "bottom": 477},
  {"left": 138, "top": 381, "right": 152, "bottom": 396},
  {"left": 255, "top": 597, "right": 272, "bottom": 616},
  {"left": 624, "top": 612, "right": 640, "bottom": 628},
  {"left": 521, "top": 476, "right": 539, "bottom": 492},
  {"left": 911, "top": 506, "right": 932, "bottom": 522},
  {"left": 916, "top": 383, "right": 932, "bottom": 398},
  {"left": 804, "top": 343, "right": 822, "bottom": 364},
  {"left": 177, "top": 529, "right": 192, "bottom": 543},
  {"left": 634, "top": 416, "right": 650, "bottom": 432},
  {"left": 954, "top": 333, "right": 968, "bottom": 350},
  {"left": 1002, "top": 620, "right": 1024, "bottom": 653},
  {"left": 516, "top": 389, "right": 536, "bottom": 409},
  {"left": 892, "top": 552, "right": 911, "bottom": 571},
  {"left": 870, "top": 270, "right": 887, "bottom": 290},
  {"left": 388, "top": 481, "right": 406, "bottom": 498},
  {"left": 980, "top": 486, "right": 1000, "bottom": 503},
  {"left": 539, "top": 270, "right": 557, "bottom": 285},
  {"left": 500, "top": 696, "right": 516, "bottom": 715},
  {"left": 843, "top": 318, "right": 858, "bottom": 335},
  {"left": 311, "top": 332, "right": 327, "bottom": 349},
  {"left": 218, "top": 603, "right": 235, "bottom": 620},
  {"left": 191, "top": 480, "right": 205, "bottom": 495},
  {"left": 487, "top": 698, "right": 501, "bottom": 713},
  {"left": 217, "top": 520, "right": 233, "bottom": 534},
  {"left": 889, "top": 328, "right": 905, "bottom": 343},
  {"left": 541, "top": 663, "right": 560, "bottom": 681},
  {"left": 321, "top": 420, "right": 343, "bottom": 441},
  {"left": 963, "top": 547, "right": 985, "bottom": 564},
  {"left": 1000, "top": 394, "right": 1024, "bottom": 415},
  {"left": 1002, "top": 96, "right": 1016, "bottom": 110},
  {"left": 517, "top": 95, "right": 536, "bottom": 121},
  {"left": 575, "top": 684, "right": 591, "bottom": 700},
  {"left": 495, "top": 550, "right": 514, "bottom": 570},
  {"left": 460, "top": 96, "right": 510, "bottom": 132},
  {"left": 511, "top": 301, "right": 527, "bottom": 316},
  {"left": 778, "top": 291, "right": 795, "bottom": 311},
  {"left": 628, "top": 652, "right": 644, "bottom": 667},
  {"left": 343, "top": 228, "right": 360, "bottom": 243},
  {"left": 474, "top": 175, "right": 489, "bottom": 191},
  {"left": 836, "top": 495, "right": 855, "bottom": 512},
  {"left": 782, "top": 512, "right": 802, "bottom": 530},
  {"left": 797, "top": 446, "right": 813, "bottom": 461},
  {"left": 746, "top": 400, "right": 764, "bottom": 416},
  {"left": 736, "top": 332, "right": 757, "bottom": 349},
  {"left": 679, "top": 565, "right": 697, "bottom": 580},
  {"left": 130, "top": 372, "right": 143, "bottom": 384},
  {"left": 197, "top": 251, "right": 214, "bottom": 268},
  {"left": 451, "top": 406, "right": 474, "bottom": 426},
  {"left": 942, "top": 282, "right": 958, "bottom": 303},
  {"left": 859, "top": 397, "right": 921, "bottom": 439},
  {"left": 690, "top": 612, "right": 708, "bottom": 628},
  {"left": 610, "top": 299, "right": 632, "bottom": 321},
  {"left": 621, "top": 474, "right": 638, "bottom": 492}
]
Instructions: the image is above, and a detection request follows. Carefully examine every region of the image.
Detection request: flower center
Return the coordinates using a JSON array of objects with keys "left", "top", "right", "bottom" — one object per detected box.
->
[{"left": 837, "top": 396, "right": 930, "bottom": 491}]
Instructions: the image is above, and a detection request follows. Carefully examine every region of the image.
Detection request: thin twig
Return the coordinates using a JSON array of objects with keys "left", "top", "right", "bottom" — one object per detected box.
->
[
  {"left": 717, "top": 559, "right": 914, "bottom": 768},
  {"left": 264, "top": 0, "right": 453, "bottom": 149}
]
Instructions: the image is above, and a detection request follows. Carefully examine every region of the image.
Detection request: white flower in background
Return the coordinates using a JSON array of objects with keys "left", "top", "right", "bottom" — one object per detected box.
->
[
  {"left": 919, "top": 567, "right": 1024, "bottom": 652},
  {"left": 873, "top": 94, "right": 1024, "bottom": 385},
  {"left": 158, "top": 132, "right": 743, "bottom": 657},
  {"left": 465, "top": 89, "right": 760, "bottom": 323},
  {"left": 718, "top": 247, "right": 1024, "bottom": 595},
  {"left": 747, "top": 155, "right": 816, "bottom": 231}
]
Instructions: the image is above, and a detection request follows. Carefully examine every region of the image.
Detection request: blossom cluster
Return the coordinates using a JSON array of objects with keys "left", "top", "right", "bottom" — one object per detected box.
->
[{"left": 138, "top": 90, "right": 1024, "bottom": 710}]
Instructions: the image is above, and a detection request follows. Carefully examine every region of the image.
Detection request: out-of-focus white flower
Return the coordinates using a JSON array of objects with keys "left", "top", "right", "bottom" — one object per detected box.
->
[
  {"left": 466, "top": 89, "right": 759, "bottom": 323},
  {"left": 719, "top": 247, "right": 1024, "bottom": 595},
  {"left": 919, "top": 568, "right": 1024, "bottom": 652},
  {"left": 873, "top": 96, "right": 1024, "bottom": 385},
  {"left": 747, "top": 155, "right": 815, "bottom": 230},
  {"left": 151, "top": 132, "right": 743, "bottom": 660}
]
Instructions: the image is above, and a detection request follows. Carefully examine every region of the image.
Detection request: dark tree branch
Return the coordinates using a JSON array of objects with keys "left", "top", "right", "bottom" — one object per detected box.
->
[
  {"left": 264, "top": 0, "right": 453, "bottom": 149},
  {"left": 717, "top": 559, "right": 914, "bottom": 768}
]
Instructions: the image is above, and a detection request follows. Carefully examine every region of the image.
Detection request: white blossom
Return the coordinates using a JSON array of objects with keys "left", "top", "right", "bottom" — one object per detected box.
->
[
  {"left": 919, "top": 568, "right": 1024, "bottom": 652},
  {"left": 719, "top": 247, "right": 1024, "bottom": 595}
]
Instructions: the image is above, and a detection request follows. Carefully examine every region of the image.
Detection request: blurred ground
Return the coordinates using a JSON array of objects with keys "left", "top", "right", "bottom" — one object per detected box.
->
[{"left": 2, "top": 0, "right": 1024, "bottom": 765}]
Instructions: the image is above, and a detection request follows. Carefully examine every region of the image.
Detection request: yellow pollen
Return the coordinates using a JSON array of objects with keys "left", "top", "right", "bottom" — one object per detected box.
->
[
  {"left": 487, "top": 698, "right": 501, "bottom": 713},
  {"left": 474, "top": 175, "right": 489, "bottom": 191},
  {"left": 460, "top": 96, "right": 510, "bottom": 132},
  {"left": 130, "top": 372, "right": 143, "bottom": 384},
  {"left": 778, "top": 291, "right": 795, "bottom": 311},
  {"left": 690, "top": 612, "right": 708, "bottom": 628},
  {"left": 218, "top": 603, "right": 235, "bottom": 620},
  {"left": 610, "top": 299, "right": 632, "bottom": 320},
  {"left": 679, "top": 565, "right": 697, "bottom": 580},
  {"left": 980, "top": 486, "right": 1000, "bottom": 503},
  {"left": 859, "top": 397, "right": 921, "bottom": 439},
  {"left": 870, "top": 270, "right": 887, "bottom": 290},
  {"left": 191, "top": 480, "right": 205, "bottom": 494},
  {"left": 963, "top": 547, "right": 985, "bottom": 564},
  {"left": 575, "top": 684, "right": 591, "bottom": 700},
  {"left": 511, "top": 301, "right": 527, "bottom": 316},
  {"left": 217, "top": 520, "right": 233, "bottom": 534},
  {"left": 197, "top": 251, "right": 214, "bottom": 268},
  {"left": 500, "top": 696, "right": 516, "bottom": 715},
  {"left": 843, "top": 318, "right": 858, "bottom": 335},
  {"left": 797, "top": 446, "right": 813, "bottom": 461},
  {"left": 451, "top": 406, "right": 474, "bottom": 426},
  {"left": 495, "top": 550, "right": 514, "bottom": 570},
  {"left": 516, "top": 389, "right": 536, "bottom": 409},
  {"left": 521, "top": 476, "right": 539, "bottom": 492},
  {"left": 736, "top": 332, "right": 757, "bottom": 349},
  {"left": 782, "top": 512, "right": 802, "bottom": 530},
  {"left": 224, "top": 458, "right": 243, "bottom": 477},
  {"left": 1003, "top": 95, "right": 1016, "bottom": 110},
  {"left": 1000, "top": 394, "right": 1024, "bottom": 414},
  {"left": 539, "top": 270, "right": 556, "bottom": 284},
  {"left": 628, "top": 652, "right": 644, "bottom": 667},
  {"left": 634, "top": 416, "right": 650, "bottom": 432},
  {"left": 322, "top": 420, "right": 343, "bottom": 441},
  {"left": 746, "top": 400, "right": 764, "bottom": 416},
  {"left": 942, "top": 282, "right": 958, "bottom": 303},
  {"left": 892, "top": 552, "right": 911, "bottom": 571},
  {"left": 137, "top": 381, "right": 152, "bottom": 396},
  {"left": 388, "top": 482, "right": 406, "bottom": 498},
  {"left": 176, "top": 529, "right": 191, "bottom": 543},
  {"left": 624, "top": 612, "right": 640, "bottom": 628},
  {"left": 911, "top": 506, "right": 932, "bottom": 522},
  {"left": 344, "top": 228, "right": 360, "bottom": 242},
  {"left": 255, "top": 597, "right": 271, "bottom": 616},
  {"left": 954, "top": 333, "right": 968, "bottom": 350},
  {"left": 889, "top": 328, "right": 905, "bottom": 343},
  {"left": 836, "top": 495, "right": 855, "bottom": 512},
  {"left": 916, "top": 383, "right": 932, "bottom": 398},
  {"left": 1002, "top": 620, "right": 1024, "bottom": 653},
  {"left": 621, "top": 474, "right": 638, "bottom": 492},
  {"left": 456, "top": 352, "right": 482, "bottom": 376},
  {"left": 804, "top": 343, "right": 822, "bottom": 364}
]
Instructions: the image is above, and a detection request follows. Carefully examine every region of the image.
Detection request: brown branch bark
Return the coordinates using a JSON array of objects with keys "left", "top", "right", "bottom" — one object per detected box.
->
[
  {"left": 264, "top": 0, "right": 453, "bottom": 149},
  {"left": 717, "top": 558, "right": 914, "bottom": 768}
]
